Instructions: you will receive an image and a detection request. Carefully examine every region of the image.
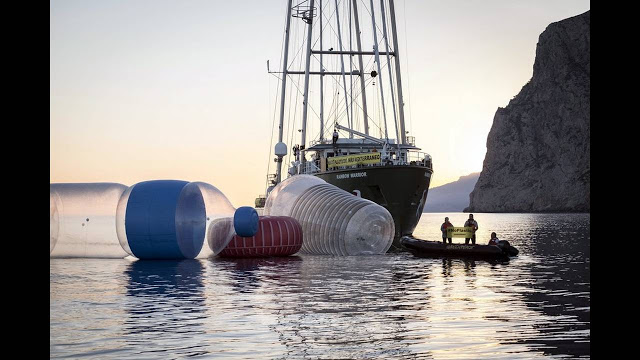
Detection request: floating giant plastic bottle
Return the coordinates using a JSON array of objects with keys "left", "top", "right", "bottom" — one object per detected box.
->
[
  {"left": 116, "top": 180, "right": 258, "bottom": 260},
  {"left": 263, "top": 175, "right": 394, "bottom": 255},
  {"left": 51, "top": 180, "right": 257, "bottom": 259}
]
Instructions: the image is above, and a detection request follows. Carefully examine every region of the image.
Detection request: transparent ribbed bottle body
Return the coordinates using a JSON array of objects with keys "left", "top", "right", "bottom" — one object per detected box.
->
[{"left": 263, "top": 175, "right": 394, "bottom": 255}]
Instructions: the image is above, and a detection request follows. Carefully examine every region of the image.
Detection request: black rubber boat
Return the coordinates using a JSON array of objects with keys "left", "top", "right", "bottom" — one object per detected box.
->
[{"left": 401, "top": 236, "right": 519, "bottom": 261}]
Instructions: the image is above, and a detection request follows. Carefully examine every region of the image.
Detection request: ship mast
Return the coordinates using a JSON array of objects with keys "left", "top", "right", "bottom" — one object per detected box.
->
[
  {"left": 379, "top": 0, "right": 400, "bottom": 146},
  {"left": 300, "top": 0, "right": 315, "bottom": 163},
  {"left": 275, "top": 0, "right": 294, "bottom": 184},
  {"left": 319, "top": 0, "right": 324, "bottom": 141},
  {"left": 334, "top": 0, "right": 352, "bottom": 138},
  {"left": 272, "top": 0, "right": 410, "bottom": 184},
  {"left": 369, "top": 0, "right": 389, "bottom": 141},
  {"left": 348, "top": 0, "right": 353, "bottom": 137},
  {"left": 351, "top": 0, "right": 369, "bottom": 135},
  {"left": 388, "top": 0, "right": 407, "bottom": 145}
]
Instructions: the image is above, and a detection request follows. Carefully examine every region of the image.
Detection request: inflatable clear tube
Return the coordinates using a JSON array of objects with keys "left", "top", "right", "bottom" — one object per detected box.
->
[
  {"left": 50, "top": 183, "right": 129, "bottom": 258},
  {"left": 263, "top": 175, "right": 394, "bottom": 255}
]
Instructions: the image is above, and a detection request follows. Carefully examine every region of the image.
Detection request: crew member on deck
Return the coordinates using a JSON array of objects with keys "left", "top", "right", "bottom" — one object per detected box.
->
[
  {"left": 488, "top": 232, "right": 500, "bottom": 246},
  {"left": 464, "top": 214, "right": 479, "bottom": 245},
  {"left": 293, "top": 144, "right": 300, "bottom": 161},
  {"left": 440, "top": 217, "right": 453, "bottom": 244},
  {"left": 332, "top": 129, "right": 339, "bottom": 146}
]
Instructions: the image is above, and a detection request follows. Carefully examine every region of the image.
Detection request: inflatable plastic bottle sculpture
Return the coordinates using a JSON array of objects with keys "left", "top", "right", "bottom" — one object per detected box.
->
[
  {"left": 263, "top": 175, "right": 394, "bottom": 255},
  {"left": 116, "top": 180, "right": 258, "bottom": 260},
  {"left": 217, "top": 216, "right": 303, "bottom": 257},
  {"left": 51, "top": 180, "right": 258, "bottom": 260}
]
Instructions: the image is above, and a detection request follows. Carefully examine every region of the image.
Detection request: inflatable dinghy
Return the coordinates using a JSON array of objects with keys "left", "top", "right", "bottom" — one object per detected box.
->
[{"left": 401, "top": 236, "right": 518, "bottom": 261}]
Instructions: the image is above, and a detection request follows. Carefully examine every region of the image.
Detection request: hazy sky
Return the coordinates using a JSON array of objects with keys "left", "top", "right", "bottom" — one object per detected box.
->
[{"left": 50, "top": 0, "right": 590, "bottom": 207}]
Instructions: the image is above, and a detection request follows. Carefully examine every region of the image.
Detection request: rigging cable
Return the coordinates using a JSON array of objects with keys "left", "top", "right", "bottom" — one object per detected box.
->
[
  {"left": 265, "top": 1, "right": 290, "bottom": 195},
  {"left": 285, "top": 21, "right": 306, "bottom": 168},
  {"left": 403, "top": 0, "right": 413, "bottom": 136}
]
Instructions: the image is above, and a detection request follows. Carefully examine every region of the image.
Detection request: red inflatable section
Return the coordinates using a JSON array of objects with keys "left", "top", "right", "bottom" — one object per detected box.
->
[{"left": 219, "top": 216, "right": 303, "bottom": 257}]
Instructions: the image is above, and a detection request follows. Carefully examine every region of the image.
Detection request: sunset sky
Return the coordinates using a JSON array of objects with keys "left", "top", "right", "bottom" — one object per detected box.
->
[{"left": 50, "top": 0, "right": 590, "bottom": 207}]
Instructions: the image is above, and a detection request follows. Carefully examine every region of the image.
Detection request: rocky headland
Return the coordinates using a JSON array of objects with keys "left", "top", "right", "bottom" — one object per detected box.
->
[{"left": 465, "top": 11, "right": 590, "bottom": 213}]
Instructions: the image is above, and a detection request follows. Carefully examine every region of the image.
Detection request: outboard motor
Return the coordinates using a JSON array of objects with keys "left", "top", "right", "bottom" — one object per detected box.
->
[{"left": 497, "top": 240, "right": 519, "bottom": 256}]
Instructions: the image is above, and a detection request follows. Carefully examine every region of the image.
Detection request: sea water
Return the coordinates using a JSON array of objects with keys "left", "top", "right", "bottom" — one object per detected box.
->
[{"left": 50, "top": 213, "right": 590, "bottom": 359}]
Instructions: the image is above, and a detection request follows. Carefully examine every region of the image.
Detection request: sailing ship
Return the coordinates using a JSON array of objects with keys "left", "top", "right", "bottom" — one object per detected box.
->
[{"left": 256, "top": 0, "right": 433, "bottom": 250}]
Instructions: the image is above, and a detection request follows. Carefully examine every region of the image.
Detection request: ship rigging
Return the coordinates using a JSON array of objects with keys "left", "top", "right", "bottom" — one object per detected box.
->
[{"left": 258, "top": 0, "right": 433, "bottom": 248}]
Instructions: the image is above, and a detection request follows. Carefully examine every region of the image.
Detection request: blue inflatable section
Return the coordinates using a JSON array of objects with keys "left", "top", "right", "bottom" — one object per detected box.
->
[
  {"left": 125, "top": 180, "right": 206, "bottom": 259},
  {"left": 234, "top": 206, "right": 259, "bottom": 237}
]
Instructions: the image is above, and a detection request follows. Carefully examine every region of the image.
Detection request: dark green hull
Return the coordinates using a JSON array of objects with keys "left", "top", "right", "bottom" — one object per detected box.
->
[{"left": 315, "top": 165, "right": 432, "bottom": 250}]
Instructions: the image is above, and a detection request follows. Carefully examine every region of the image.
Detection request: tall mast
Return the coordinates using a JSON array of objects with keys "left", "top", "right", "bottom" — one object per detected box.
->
[
  {"left": 319, "top": 0, "right": 324, "bottom": 141},
  {"left": 275, "top": 0, "right": 294, "bottom": 184},
  {"left": 379, "top": 0, "right": 400, "bottom": 145},
  {"left": 369, "top": 0, "right": 389, "bottom": 141},
  {"left": 351, "top": 0, "right": 369, "bottom": 135},
  {"left": 388, "top": 0, "right": 407, "bottom": 145},
  {"left": 300, "top": 0, "right": 315, "bottom": 155},
  {"left": 349, "top": 0, "right": 354, "bottom": 136},
  {"left": 334, "top": 0, "right": 352, "bottom": 138}
]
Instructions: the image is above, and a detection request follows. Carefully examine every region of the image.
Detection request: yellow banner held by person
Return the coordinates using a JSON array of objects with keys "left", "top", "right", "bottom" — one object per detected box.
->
[
  {"left": 446, "top": 226, "right": 475, "bottom": 238},
  {"left": 328, "top": 152, "right": 381, "bottom": 168}
]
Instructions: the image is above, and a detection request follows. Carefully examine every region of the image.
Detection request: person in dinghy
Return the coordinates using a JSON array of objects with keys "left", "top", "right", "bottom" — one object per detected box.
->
[
  {"left": 488, "top": 232, "right": 500, "bottom": 246},
  {"left": 487, "top": 232, "right": 519, "bottom": 256}
]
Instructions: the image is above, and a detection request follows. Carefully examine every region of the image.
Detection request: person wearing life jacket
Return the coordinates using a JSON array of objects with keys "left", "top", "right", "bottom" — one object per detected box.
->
[
  {"left": 464, "top": 214, "right": 478, "bottom": 245},
  {"left": 440, "top": 217, "right": 454, "bottom": 244},
  {"left": 488, "top": 232, "right": 500, "bottom": 246}
]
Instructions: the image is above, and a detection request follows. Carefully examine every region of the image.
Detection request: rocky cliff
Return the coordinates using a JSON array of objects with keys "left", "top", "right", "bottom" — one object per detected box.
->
[{"left": 466, "top": 11, "right": 590, "bottom": 213}]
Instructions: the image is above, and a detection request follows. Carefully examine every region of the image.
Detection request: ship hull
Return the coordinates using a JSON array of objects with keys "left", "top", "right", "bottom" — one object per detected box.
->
[{"left": 315, "top": 165, "right": 432, "bottom": 251}]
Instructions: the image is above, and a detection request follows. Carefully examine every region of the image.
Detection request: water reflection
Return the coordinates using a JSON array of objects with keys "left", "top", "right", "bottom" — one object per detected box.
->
[
  {"left": 51, "top": 214, "right": 590, "bottom": 359},
  {"left": 210, "top": 256, "right": 304, "bottom": 294},
  {"left": 123, "top": 260, "right": 208, "bottom": 358},
  {"left": 509, "top": 216, "right": 590, "bottom": 357},
  {"left": 50, "top": 259, "right": 131, "bottom": 359},
  {"left": 265, "top": 255, "right": 432, "bottom": 359}
]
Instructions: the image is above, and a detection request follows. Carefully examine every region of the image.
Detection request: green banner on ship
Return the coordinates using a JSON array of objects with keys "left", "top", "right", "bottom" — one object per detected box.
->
[
  {"left": 446, "top": 226, "right": 475, "bottom": 238},
  {"left": 327, "top": 152, "right": 381, "bottom": 168}
]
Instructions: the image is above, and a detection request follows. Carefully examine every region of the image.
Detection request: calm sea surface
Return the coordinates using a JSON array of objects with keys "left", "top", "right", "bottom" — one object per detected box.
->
[{"left": 50, "top": 213, "right": 590, "bottom": 359}]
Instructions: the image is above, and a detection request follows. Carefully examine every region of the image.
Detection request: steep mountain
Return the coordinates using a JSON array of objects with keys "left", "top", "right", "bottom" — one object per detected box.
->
[
  {"left": 423, "top": 173, "right": 479, "bottom": 212},
  {"left": 466, "top": 11, "right": 590, "bottom": 213}
]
